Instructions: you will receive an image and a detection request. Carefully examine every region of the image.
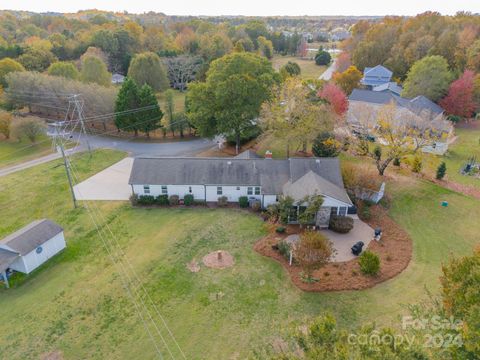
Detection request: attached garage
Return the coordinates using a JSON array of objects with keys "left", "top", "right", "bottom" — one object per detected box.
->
[{"left": 0, "top": 219, "right": 66, "bottom": 288}]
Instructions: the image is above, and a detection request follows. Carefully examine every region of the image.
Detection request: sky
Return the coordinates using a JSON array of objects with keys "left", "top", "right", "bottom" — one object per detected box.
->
[{"left": 3, "top": 0, "right": 480, "bottom": 16}]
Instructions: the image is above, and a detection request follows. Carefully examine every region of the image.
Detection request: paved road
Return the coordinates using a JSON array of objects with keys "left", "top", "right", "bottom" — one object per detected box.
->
[
  {"left": 76, "top": 133, "right": 215, "bottom": 157},
  {"left": 0, "top": 133, "right": 216, "bottom": 178},
  {"left": 319, "top": 58, "right": 338, "bottom": 81}
]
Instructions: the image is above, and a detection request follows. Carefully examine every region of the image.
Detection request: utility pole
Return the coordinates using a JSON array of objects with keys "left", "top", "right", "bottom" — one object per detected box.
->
[
  {"left": 70, "top": 94, "right": 92, "bottom": 156},
  {"left": 58, "top": 140, "right": 77, "bottom": 209}
]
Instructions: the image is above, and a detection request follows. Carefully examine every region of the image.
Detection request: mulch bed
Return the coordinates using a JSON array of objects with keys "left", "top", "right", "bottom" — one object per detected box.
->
[{"left": 253, "top": 206, "right": 412, "bottom": 292}]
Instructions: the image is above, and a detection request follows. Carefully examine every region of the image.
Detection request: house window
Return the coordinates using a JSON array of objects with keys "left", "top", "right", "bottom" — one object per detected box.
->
[
  {"left": 189, "top": 186, "right": 192, "bottom": 193},
  {"left": 338, "top": 207, "right": 347, "bottom": 216},
  {"left": 161, "top": 186, "right": 168, "bottom": 194},
  {"left": 247, "top": 187, "right": 253, "bottom": 195},
  {"left": 255, "top": 187, "right": 260, "bottom": 195},
  {"left": 236, "top": 186, "right": 240, "bottom": 191},
  {"left": 330, "top": 207, "right": 338, "bottom": 216},
  {"left": 143, "top": 185, "right": 150, "bottom": 194},
  {"left": 217, "top": 187, "right": 222, "bottom": 195}
]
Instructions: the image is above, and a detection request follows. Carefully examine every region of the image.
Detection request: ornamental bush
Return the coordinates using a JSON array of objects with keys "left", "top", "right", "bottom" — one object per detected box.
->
[
  {"left": 329, "top": 215, "right": 354, "bottom": 234},
  {"left": 156, "top": 195, "right": 169, "bottom": 205},
  {"left": 251, "top": 201, "right": 262, "bottom": 212},
  {"left": 239, "top": 196, "right": 249, "bottom": 208},
  {"left": 277, "top": 239, "right": 291, "bottom": 260},
  {"left": 217, "top": 196, "right": 228, "bottom": 207},
  {"left": 359, "top": 251, "right": 380, "bottom": 276},
  {"left": 436, "top": 161, "right": 447, "bottom": 180},
  {"left": 169, "top": 195, "right": 179, "bottom": 205},
  {"left": 138, "top": 195, "right": 155, "bottom": 205},
  {"left": 184, "top": 194, "right": 194, "bottom": 206}
]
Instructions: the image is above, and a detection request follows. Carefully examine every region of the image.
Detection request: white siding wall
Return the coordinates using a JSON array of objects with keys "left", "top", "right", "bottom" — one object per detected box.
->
[
  {"left": 9, "top": 232, "right": 66, "bottom": 274},
  {"left": 263, "top": 195, "right": 278, "bottom": 208},
  {"left": 205, "top": 185, "right": 261, "bottom": 202},
  {"left": 132, "top": 185, "right": 205, "bottom": 200}
]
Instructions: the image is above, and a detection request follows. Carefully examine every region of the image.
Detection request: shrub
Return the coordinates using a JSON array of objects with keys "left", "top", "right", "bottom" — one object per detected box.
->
[
  {"left": 238, "top": 196, "right": 249, "bottom": 208},
  {"left": 251, "top": 201, "right": 261, "bottom": 212},
  {"left": 138, "top": 195, "right": 155, "bottom": 205},
  {"left": 156, "top": 195, "right": 169, "bottom": 205},
  {"left": 329, "top": 215, "right": 354, "bottom": 234},
  {"left": 169, "top": 195, "right": 179, "bottom": 205},
  {"left": 277, "top": 240, "right": 291, "bottom": 260},
  {"left": 184, "top": 194, "right": 194, "bottom": 206},
  {"left": 217, "top": 196, "right": 228, "bottom": 207},
  {"left": 129, "top": 194, "right": 139, "bottom": 206},
  {"left": 312, "top": 131, "right": 341, "bottom": 157},
  {"left": 275, "top": 226, "right": 286, "bottom": 233},
  {"left": 436, "top": 161, "right": 447, "bottom": 180},
  {"left": 359, "top": 251, "right": 380, "bottom": 276},
  {"left": 411, "top": 155, "right": 423, "bottom": 173}
]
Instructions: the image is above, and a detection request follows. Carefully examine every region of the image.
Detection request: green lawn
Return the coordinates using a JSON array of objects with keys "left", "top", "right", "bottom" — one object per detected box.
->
[
  {"left": 0, "top": 150, "right": 479, "bottom": 359},
  {"left": 156, "top": 89, "right": 186, "bottom": 113},
  {"left": 0, "top": 135, "right": 54, "bottom": 169},
  {"left": 432, "top": 126, "right": 480, "bottom": 190},
  {"left": 272, "top": 55, "right": 327, "bottom": 80}
]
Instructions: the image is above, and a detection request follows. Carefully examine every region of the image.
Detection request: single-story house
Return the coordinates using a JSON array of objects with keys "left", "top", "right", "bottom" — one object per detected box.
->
[
  {"left": 347, "top": 88, "right": 453, "bottom": 154},
  {"left": 361, "top": 65, "right": 393, "bottom": 89},
  {"left": 0, "top": 219, "right": 66, "bottom": 288},
  {"left": 128, "top": 156, "right": 353, "bottom": 227}
]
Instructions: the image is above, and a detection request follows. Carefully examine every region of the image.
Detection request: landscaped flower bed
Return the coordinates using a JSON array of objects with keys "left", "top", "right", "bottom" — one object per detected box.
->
[{"left": 253, "top": 205, "right": 412, "bottom": 292}]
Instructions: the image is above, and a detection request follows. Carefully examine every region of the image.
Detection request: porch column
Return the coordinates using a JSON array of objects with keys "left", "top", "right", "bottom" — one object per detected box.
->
[{"left": 2, "top": 271, "right": 9, "bottom": 289}]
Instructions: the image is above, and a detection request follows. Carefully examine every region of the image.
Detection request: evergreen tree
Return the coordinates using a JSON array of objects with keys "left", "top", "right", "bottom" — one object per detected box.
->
[
  {"left": 114, "top": 77, "right": 141, "bottom": 135},
  {"left": 436, "top": 161, "right": 447, "bottom": 180},
  {"left": 137, "top": 84, "right": 163, "bottom": 137}
]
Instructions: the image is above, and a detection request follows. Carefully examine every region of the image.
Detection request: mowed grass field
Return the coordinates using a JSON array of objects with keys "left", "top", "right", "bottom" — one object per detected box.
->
[
  {"left": 271, "top": 55, "right": 327, "bottom": 80},
  {"left": 0, "top": 134, "right": 54, "bottom": 169},
  {"left": 0, "top": 150, "right": 479, "bottom": 359}
]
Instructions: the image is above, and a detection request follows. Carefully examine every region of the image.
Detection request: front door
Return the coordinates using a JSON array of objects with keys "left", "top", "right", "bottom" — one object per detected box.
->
[{"left": 316, "top": 207, "right": 331, "bottom": 228}]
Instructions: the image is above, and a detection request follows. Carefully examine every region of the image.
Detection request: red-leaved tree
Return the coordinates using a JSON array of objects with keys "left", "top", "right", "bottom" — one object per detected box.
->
[
  {"left": 440, "top": 70, "right": 476, "bottom": 118},
  {"left": 335, "top": 52, "right": 351, "bottom": 73},
  {"left": 317, "top": 83, "right": 348, "bottom": 116}
]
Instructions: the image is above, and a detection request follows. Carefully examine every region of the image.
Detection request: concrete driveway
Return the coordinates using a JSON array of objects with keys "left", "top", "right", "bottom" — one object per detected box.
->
[
  {"left": 321, "top": 219, "right": 374, "bottom": 262},
  {"left": 74, "top": 157, "right": 133, "bottom": 200}
]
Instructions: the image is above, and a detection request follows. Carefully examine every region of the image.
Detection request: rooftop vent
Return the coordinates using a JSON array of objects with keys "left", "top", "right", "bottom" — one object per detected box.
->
[
  {"left": 227, "top": 161, "right": 232, "bottom": 165},
  {"left": 315, "top": 159, "right": 320, "bottom": 164}
]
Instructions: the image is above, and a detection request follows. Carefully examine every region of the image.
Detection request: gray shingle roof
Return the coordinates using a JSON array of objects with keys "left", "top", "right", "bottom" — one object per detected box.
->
[
  {"left": 129, "top": 157, "right": 350, "bottom": 199},
  {"left": 349, "top": 89, "right": 444, "bottom": 116},
  {"left": 0, "top": 219, "right": 63, "bottom": 256},
  {"left": 361, "top": 65, "right": 393, "bottom": 86},
  {"left": 373, "top": 82, "right": 403, "bottom": 95}
]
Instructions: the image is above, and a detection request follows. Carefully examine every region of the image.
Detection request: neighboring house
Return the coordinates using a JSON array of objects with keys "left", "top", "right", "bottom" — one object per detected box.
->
[
  {"left": 111, "top": 73, "right": 125, "bottom": 85},
  {"left": 330, "top": 28, "right": 351, "bottom": 41},
  {"left": 361, "top": 65, "right": 393, "bottom": 89},
  {"left": 0, "top": 219, "right": 66, "bottom": 288},
  {"left": 129, "top": 155, "right": 353, "bottom": 227},
  {"left": 347, "top": 88, "right": 453, "bottom": 154}
]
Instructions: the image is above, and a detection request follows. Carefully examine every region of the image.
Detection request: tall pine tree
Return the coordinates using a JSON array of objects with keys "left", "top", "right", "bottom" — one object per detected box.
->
[
  {"left": 115, "top": 77, "right": 141, "bottom": 136},
  {"left": 138, "top": 84, "right": 163, "bottom": 137}
]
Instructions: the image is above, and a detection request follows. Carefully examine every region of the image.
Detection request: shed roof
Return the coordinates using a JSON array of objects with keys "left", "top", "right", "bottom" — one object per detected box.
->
[{"left": 0, "top": 219, "right": 63, "bottom": 256}]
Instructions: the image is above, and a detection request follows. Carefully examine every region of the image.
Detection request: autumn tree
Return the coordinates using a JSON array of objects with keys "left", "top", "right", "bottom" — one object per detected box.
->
[
  {"left": 47, "top": 61, "right": 79, "bottom": 80},
  {"left": 18, "top": 48, "right": 57, "bottom": 72},
  {"left": 260, "top": 77, "right": 334, "bottom": 157},
  {"left": 162, "top": 89, "right": 176, "bottom": 136},
  {"left": 333, "top": 66, "right": 362, "bottom": 95},
  {"left": 80, "top": 56, "right": 111, "bottom": 86},
  {"left": 127, "top": 52, "right": 169, "bottom": 91},
  {"left": 164, "top": 56, "right": 202, "bottom": 91},
  {"left": 466, "top": 39, "right": 480, "bottom": 73},
  {"left": 0, "top": 111, "right": 12, "bottom": 139},
  {"left": 187, "top": 52, "right": 279, "bottom": 154},
  {"left": 0, "top": 58, "right": 25, "bottom": 88},
  {"left": 12, "top": 116, "right": 46, "bottom": 143},
  {"left": 335, "top": 51, "right": 351, "bottom": 73},
  {"left": 295, "top": 230, "right": 333, "bottom": 282},
  {"left": 317, "top": 83, "right": 348, "bottom": 116},
  {"left": 440, "top": 70, "right": 476, "bottom": 118},
  {"left": 279, "top": 61, "right": 301, "bottom": 79},
  {"left": 402, "top": 56, "right": 453, "bottom": 102}
]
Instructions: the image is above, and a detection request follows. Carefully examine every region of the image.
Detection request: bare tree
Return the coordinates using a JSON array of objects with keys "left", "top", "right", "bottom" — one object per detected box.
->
[{"left": 164, "top": 56, "right": 202, "bottom": 92}]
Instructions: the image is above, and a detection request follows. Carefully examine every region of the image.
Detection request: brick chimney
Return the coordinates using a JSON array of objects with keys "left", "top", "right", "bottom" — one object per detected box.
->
[{"left": 265, "top": 150, "right": 272, "bottom": 159}]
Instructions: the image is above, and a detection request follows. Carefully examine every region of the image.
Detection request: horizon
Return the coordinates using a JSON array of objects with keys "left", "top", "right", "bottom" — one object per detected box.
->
[{"left": 1, "top": 0, "right": 479, "bottom": 17}]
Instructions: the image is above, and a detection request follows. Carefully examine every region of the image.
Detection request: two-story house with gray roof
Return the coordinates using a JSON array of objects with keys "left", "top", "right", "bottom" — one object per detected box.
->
[
  {"left": 361, "top": 65, "right": 393, "bottom": 89},
  {"left": 128, "top": 155, "right": 353, "bottom": 227}
]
